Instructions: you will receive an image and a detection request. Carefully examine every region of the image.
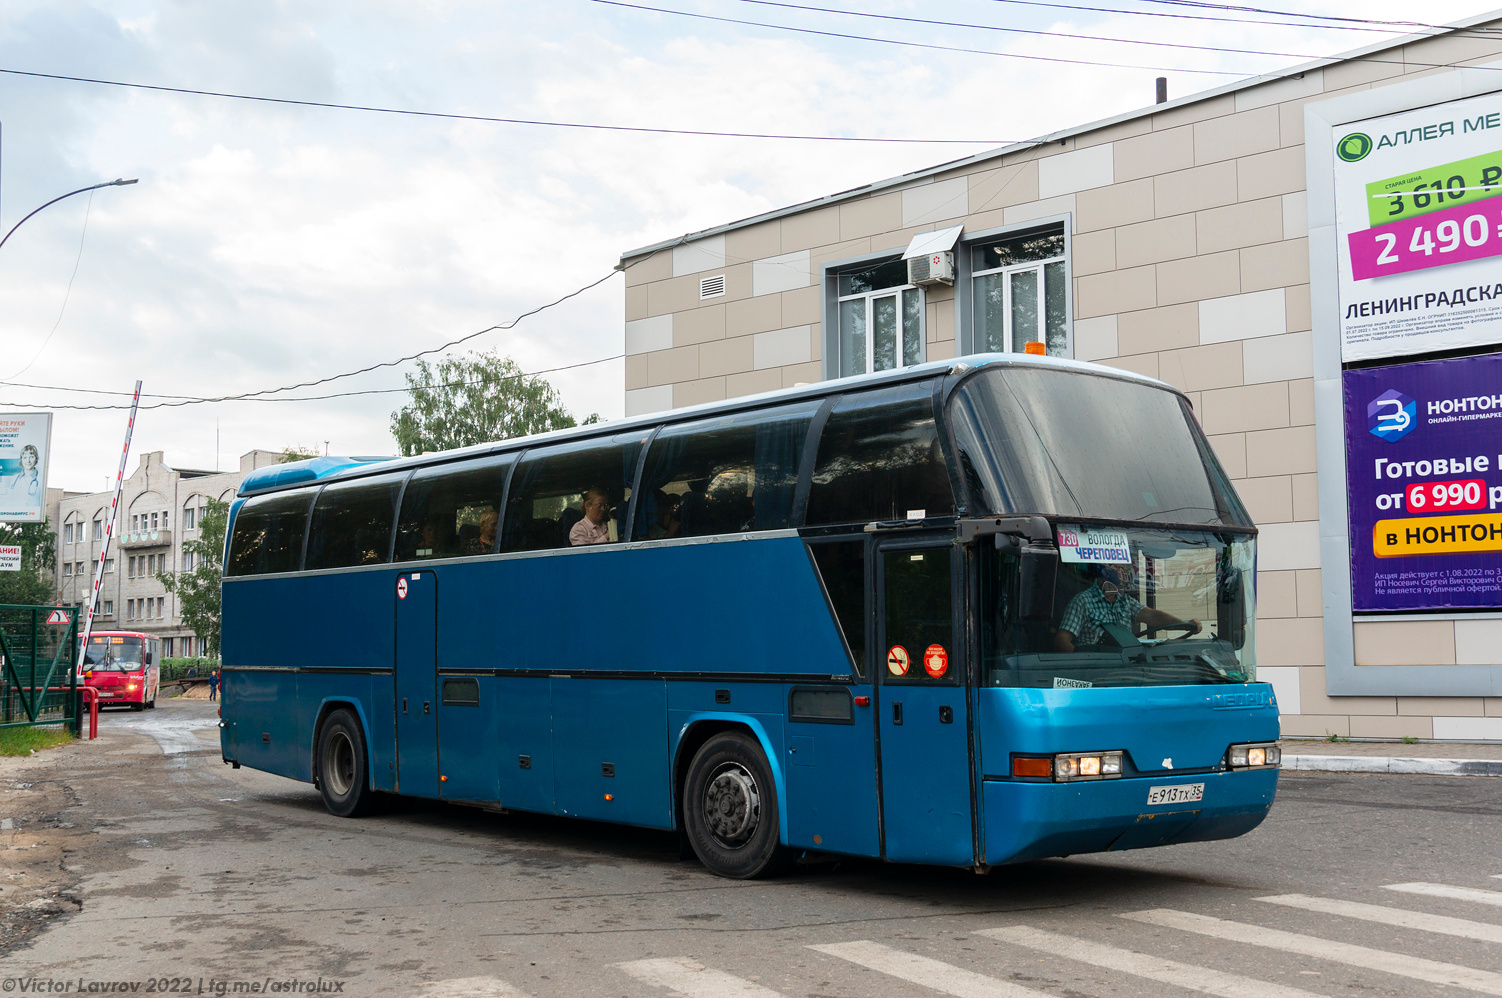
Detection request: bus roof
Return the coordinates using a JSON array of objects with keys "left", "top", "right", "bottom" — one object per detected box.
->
[{"left": 237, "top": 352, "right": 1179, "bottom": 497}]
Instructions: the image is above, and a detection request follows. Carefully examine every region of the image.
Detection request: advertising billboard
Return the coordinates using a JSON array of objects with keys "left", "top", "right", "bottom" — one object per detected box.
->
[
  {"left": 0, "top": 412, "right": 53, "bottom": 524},
  {"left": 1335, "top": 89, "right": 1502, "bottom": 362},
  {"left": 1344, "top": 353, "right": 1502, "bottom": 611}
]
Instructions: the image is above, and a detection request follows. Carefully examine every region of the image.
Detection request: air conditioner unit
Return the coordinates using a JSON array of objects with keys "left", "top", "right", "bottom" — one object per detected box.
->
[{"left": 907, "top": 250, "right": 954, "bottom": 287}]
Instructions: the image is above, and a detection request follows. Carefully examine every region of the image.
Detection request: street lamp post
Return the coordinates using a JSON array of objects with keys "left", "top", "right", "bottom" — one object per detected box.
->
[{"left": 0, "top": 178, "right": 139, "bottom": 252}]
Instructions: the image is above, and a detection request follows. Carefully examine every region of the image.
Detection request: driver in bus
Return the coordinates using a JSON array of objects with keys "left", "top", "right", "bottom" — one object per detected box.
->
[{"left": 1053, "top": 562, "right": 1200, "bottom": 653}]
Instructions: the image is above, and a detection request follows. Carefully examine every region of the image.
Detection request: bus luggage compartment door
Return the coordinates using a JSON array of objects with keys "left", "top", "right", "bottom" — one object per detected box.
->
[
  {"left": 876, "top": 542, "right": 974, "bottom": 866},
  {"left": 395, "top": 570, "right": 441, "bottom": 798}
]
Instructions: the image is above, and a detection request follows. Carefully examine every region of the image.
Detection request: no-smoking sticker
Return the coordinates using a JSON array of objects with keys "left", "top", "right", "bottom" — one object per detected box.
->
[
  {"left": 924, "top": 644, "right": 948, "bottom": 678},
  {"left": 886, "top": 645, "right": 910, "bottom": 676},
  {"left": 396, "top": 577, "right": 409, "bottom": 599}
]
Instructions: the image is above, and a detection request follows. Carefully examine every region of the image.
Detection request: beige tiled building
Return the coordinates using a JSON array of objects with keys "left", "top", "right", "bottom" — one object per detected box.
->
[
  {"left": 620, "top": 14, "right": 1502, "bottom": 741},
  {"left": 55, "top": 449, "right": 281, "bottom": 656}
]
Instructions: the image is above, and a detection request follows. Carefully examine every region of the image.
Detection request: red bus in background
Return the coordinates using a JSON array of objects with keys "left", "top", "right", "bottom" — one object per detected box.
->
[{"left": 80, "top": 632, "right": 160, "bottom": 710}]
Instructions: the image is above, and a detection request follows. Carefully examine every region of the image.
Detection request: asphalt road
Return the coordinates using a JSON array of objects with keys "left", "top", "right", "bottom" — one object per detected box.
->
[{"left": 2, "top": 698, "right": 1500, "bottom": 998}]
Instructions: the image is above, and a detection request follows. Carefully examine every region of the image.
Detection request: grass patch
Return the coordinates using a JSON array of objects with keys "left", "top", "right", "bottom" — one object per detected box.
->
[{"left": 0, "top": 725, "right": 74, "bottom": 756}]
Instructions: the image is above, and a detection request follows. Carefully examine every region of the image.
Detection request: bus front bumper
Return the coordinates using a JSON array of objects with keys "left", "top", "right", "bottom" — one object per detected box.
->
[{"left": 982, "top": 768, "right": 1278, "bottom": 866}]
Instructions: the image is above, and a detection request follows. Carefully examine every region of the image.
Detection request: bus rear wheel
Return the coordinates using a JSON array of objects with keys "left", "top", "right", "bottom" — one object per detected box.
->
[
  {"left": 683, "top": 731, "right": 788, "bottom": 879},
  {"left": 316, "top": 709, "right": 378, "bottom": 818}
]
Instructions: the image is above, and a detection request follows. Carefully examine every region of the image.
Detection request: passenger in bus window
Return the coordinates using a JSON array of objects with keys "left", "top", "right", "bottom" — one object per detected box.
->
[
  {"left": 647, "top": 491, "right": 681, "bottom": 540},
  {"left": 1053, "top": 563, "right": 1200, "bottom": 653},
  {"left": 569, "top": 488, "right": 613, "bottom": 546},
  {"left": 471, "top": 508, "right": 498, "bottom": 554}
]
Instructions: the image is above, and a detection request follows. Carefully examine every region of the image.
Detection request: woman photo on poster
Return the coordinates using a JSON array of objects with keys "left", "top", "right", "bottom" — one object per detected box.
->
[{"left": 4, "top": 444, "right": 43, "bottom": 514}]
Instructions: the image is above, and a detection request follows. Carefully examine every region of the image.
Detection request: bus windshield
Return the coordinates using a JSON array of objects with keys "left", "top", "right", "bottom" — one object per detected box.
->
[
  {"left": 982, "top": 526, "right": 1256, "bottom": 688},
  {"left": 947, "top": 366, "right": 1249, "bottom": 526},
  {"left": 82, "top": 636, "right": 144, "bottom": 670}
]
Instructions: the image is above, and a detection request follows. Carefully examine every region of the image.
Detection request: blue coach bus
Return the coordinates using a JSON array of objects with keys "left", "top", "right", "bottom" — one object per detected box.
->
[{"left": 219, "top": 354, "right": 1278, "bottom": 878}]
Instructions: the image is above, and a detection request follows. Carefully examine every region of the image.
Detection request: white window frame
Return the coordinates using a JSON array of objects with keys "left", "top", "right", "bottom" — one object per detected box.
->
[
  {"left": 958, "top": 216, "right": 1073, "bottom": 359},
  {"left": 971, "top": 259, "right": 1061, "bottom": 351},
  {"left": 825, "top": 254, "right": 927, "bottom": 378}
]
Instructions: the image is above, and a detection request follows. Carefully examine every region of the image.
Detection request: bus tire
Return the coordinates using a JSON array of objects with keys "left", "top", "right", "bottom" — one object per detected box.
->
[
  {"left": 315, "top": 709, "right": 378, "bottom": 818},
  {"left": 683, "top": 731, "right": 789, "bottom": 879}
]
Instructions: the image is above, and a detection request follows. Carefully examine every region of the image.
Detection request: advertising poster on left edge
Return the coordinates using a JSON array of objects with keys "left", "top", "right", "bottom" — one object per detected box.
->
[{"left": 0, "top": 412, "right": 53, "bottom": 523}]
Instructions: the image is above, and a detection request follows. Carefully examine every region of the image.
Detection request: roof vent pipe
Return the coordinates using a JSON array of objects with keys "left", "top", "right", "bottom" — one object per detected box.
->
[{"left": 1155, "top": 77, "right": 1168, "bottom": 104}]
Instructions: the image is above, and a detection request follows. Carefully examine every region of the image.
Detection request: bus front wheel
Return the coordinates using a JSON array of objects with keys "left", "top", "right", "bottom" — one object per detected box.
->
[
  {"left": 683, "top": 731, "right": 788, "bottom": 879},
  {"left": 316, "top": 709, "right": 378, "bottom": 818}
]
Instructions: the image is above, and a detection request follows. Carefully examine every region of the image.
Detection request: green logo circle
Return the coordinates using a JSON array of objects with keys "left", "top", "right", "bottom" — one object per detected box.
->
[{"left": 1338, "top": 133, "right": 1373, "bottom": 162}]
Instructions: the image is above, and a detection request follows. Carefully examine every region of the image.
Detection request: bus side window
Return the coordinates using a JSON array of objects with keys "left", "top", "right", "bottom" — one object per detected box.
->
[
  {"left": 634, "top": 401, "right": 819, "bottom": 540},
  {"left": 304, "top": 472, "right": 407, "bottom": 571},
  {"left": 501, "top": 431, "right": 647, "bottom": 552},
  {"left": 805, "top": 382, "right": 954, "bottom": 527},
  {"left": 807, "top": 539, "right": 866, "bottom": 676},
  {"left": 394, "top": 454, "right": 514, "bottom": 562},
  {"left": 225, "top": 489, "right": 318, "bottom": 577}
]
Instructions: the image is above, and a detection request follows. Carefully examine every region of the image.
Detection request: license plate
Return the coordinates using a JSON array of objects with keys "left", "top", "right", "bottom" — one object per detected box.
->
[{"left": 1146, "top": 783, "right": 1204, "bottom": 806}]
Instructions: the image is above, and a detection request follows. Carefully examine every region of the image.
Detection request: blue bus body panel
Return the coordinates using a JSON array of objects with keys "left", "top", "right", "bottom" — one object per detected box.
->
[
  {"left": 431, "top": 538, "right": 846, "bottom": 675},
  {"left": 983, "top": 769, "right": 1277, "bottom": 865},
  {"left": 495, "top": 678, "right": 555, "bottom": 812},
  {"left": 439, "top": 686, "right": 501, "bottom": 803},
  {"left": 396, "top": 571, "right": 440, "bottom": 798},
  {"left": 223, "top": 570, "right": 398, "bottom": 675},
  {"left": 880, "top": 684, "right": 972, "bottom": 865},
  {"left": 552, "top": 678, "right": 670, "bottom": 827},
  {"left": 975, "top": 684, "right": 1280, "bottom": 777},
  {"left": 974, "top": 684, "right": 1279, "bottom": 864},
  {"left": 220, "top": 537, "right": 851, "bottom": 819}
]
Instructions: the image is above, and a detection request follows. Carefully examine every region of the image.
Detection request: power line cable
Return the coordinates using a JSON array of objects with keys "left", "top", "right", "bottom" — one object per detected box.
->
[
  {"left": 0, "top": 354, "right": 628, "bottom": 411},
  {"left": 0, "top": 67, "right": 1008, "bottom": 145},
  {"left": 977, "top": 0, "right": 1436, "bottom": 34},
  {"left": 4, "top": 242, "right": 678, "bottom": 409},
  {"left": 600, "top": 0, "right": 1502, "bottom": 77},
  {"left": 1126, "top": 0, "right": 1495, "bottom": 32},
  {"left": 589, "top": 0, "right": 1248, "bottom": 74},
  {"left": 5, "top": 190, "right": 95, "bottom": 380},
  {"left": 716, "top": 0, "right": 1414, "bottom": 63}
]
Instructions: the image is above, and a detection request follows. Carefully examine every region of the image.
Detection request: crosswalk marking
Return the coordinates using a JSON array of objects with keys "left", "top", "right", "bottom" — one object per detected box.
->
[
  {"left": 616, "top": 957, "right": 788, "bottom": 998},
  {"left": 977, "top": 925, "right": 1328, "bottom": 998},
  {"left": 419, "top": 979, "right": 532, "bottom": 998},
  {"left": 808, "top": 940, "right": 1052, "bottom": 998},
  {"left": 1387, "top": 882, "right": 1502, "bottom": 907},
  {"left": 1258, "top": 893, "right": 1502, "bottom": 943},
  {"left": 1123, "top": 908, "right": 1502, "bottom": 996}
]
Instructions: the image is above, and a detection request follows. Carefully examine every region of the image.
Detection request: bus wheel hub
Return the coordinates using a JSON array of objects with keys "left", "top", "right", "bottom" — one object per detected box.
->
[{"left": 704, "top": 764, "right": 759, "bottom": 845}]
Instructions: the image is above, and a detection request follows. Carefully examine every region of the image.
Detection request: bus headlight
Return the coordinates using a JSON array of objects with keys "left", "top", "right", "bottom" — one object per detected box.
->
[
  {"left": 1054, "top": 751, "right": 1123, "bottom": 781},
  {"left": 1227, "top": 742, "right": 1280, "bottom": 769},
  {"left": 126, "top": 683, "right": 138, "bottom": 691}
]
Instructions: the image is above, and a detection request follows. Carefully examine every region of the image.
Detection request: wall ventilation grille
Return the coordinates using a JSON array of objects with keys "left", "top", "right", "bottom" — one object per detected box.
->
[{"left": 699, "top": 275, "right": 726, "bottom": 299}]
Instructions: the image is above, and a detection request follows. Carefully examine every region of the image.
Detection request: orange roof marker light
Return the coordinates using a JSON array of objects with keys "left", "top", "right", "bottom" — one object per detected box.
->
[{"left": 1024, "top": 341, "right": 1046, "bottom": 356}]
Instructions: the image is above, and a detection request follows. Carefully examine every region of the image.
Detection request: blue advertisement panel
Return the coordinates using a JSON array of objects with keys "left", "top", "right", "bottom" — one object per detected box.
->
[{"left": 1345, "top": 352, "right": 1502, "bottom": 611}]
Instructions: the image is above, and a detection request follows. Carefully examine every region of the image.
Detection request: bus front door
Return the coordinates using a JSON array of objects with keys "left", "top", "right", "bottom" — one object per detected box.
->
[
  {"left": 875, "top": 541, "right": 975, "bottom": 866},
  {"left": 394, "top": 570, "right": 440, "bottom": 798}
]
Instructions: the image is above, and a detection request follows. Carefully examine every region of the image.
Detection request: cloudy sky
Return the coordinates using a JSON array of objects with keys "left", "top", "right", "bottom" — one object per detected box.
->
[{"left": 0, "top": 0, "right": 1492, "bottom": 493}]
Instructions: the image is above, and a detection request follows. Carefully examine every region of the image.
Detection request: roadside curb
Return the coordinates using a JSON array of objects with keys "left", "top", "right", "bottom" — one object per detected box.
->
[{"left": 1284, "top": 755, "right": 1502, "bottom": 777}]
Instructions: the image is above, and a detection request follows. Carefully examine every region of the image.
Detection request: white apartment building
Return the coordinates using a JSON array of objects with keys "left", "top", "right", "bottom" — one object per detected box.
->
[{"left": 55, "top": 449, "right": 282, "bottom": 656}]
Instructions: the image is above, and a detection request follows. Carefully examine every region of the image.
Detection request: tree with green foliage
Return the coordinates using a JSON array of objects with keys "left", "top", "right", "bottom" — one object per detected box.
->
[
  {"left": 0, "top": 519, "right": 57, "bottom": 606},
  {"left": 157, "top": 498, "right": 228, "bottom": 659},
  {"left": 279, "top": 445, "right": 321, "bottom": 463},
  {"left": 389, "top": 350, "right": 598, "bottom": 456}
]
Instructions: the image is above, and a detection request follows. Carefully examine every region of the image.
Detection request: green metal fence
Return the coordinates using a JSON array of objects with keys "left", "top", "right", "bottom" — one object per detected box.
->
[{"left": 0, "top": 605, "right": 80, "bottom": 734}]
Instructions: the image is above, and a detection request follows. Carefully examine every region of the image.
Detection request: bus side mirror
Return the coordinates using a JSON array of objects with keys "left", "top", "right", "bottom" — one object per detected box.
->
[
  {"left": 145, "top": 651, "right": 154, "bottom": 665},
  {"left": 1017, "top": 544, "right": 1057, "bottom": 622}
]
